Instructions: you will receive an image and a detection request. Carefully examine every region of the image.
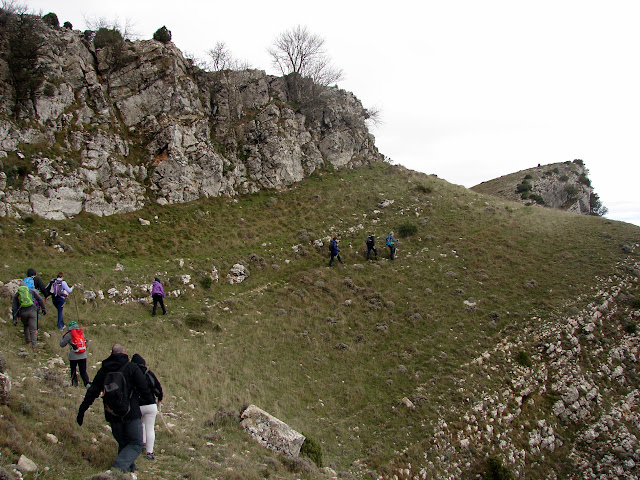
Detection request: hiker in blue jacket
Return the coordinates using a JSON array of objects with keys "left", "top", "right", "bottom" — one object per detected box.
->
[
  {"left": 385, "top": 231, "right": 397, "bottom": 260},
  {"left": 329, "top": 236, "right": 343, "bottom": 266}
]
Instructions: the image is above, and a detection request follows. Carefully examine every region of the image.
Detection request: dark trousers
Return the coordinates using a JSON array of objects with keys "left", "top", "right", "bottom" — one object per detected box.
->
[
  {"left": 152, "top": 294, "right": 166, "bottom": 315},
  {"left": 52, "top": 295, "right": 66, "bottom": 329},
  {"left": 111, "top": 417, "right": 143, "bottom": 472},
  {"left": 366, "top": 245, "right": 377, "bottom": 259},
  {"left": 329, "top": 253, "right": 343, "bottom": 266},
  {"left": 70, "top": 358, "right": 90, "bottom": 387},
  {"left": 388, "top": 244, "right": 396, "bottom": 260}
]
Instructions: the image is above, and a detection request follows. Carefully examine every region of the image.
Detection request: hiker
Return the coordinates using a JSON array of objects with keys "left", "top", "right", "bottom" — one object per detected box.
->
[
  {"left": 328, "top": 236, "right": 343, "bottom": 266},
  {"left": 12, "top": 281, "right": 46, "bottom": 355},
  {"left": 366, "top": 234, "right": 378, "bottom": 260},
  {"left": 60, "top": 321, "right": 90, "bottom": 387},
  {"left": 77, "top": 343, "right": 154, "bottom": 476},
  {"left": 151, "top": 278, "right": 166, "bottom": 316},
  {"left": 50, "top": 272, "right": 73, "bottom": 331},
  {"left": 131, "top": 354, "right": 163, "bottom": 461},
  {"left": 385, "top": 231, "right": 397, "bottom": 260},
  {"left": 24, "top": 268, "right": 48, "bottom": 298}
]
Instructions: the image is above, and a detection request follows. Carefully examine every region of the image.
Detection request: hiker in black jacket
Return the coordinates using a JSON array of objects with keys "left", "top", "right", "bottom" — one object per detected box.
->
[{"left": 77, "top": 344, "right": 154, "bottom": 475}]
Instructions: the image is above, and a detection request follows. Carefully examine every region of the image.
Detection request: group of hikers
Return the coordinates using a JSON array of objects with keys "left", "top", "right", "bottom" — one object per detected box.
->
[
  {"left": 329, "top": 231, "right": 397, "bottom": 266},
  {"left": 10, "top": 269, "right": 166, "bottom": 478}
]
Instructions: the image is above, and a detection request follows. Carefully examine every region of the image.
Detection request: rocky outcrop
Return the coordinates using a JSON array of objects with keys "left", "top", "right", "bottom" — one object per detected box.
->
[
  {"left": 0, "top": 14, "right": 381, "bottom": 219},
  {"left": 471, "top": 161, "right": 597, "bottom": 215},
  {"left": 240, "top": 404, "right": 306, "bottom": 457}
]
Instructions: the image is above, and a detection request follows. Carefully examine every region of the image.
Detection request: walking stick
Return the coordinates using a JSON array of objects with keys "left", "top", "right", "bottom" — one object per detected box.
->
[
  {"left": 73, "top": 293, "right": 80, "bottom": 322},
  {"left": 157, "top": 403, "right": 173, "bottom": 435}
]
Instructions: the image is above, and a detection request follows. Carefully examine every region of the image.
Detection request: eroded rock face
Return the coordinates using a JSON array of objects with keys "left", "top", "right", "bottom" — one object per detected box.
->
[{"left": 0, "top": 16, "right": 382, "bottom": 219}]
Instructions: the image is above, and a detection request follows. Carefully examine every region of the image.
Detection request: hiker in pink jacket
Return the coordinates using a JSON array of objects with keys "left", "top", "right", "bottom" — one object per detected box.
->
[{"left": 151, "top": 278, "right": 166, "bottom": 316}]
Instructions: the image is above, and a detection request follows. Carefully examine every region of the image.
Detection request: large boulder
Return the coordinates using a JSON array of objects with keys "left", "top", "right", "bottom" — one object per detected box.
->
[{"left": 240, "top": 405, "right": 305, "bottom": 457}]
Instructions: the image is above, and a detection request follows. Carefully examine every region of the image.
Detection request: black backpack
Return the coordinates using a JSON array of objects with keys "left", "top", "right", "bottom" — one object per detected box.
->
[
  {"left": 102, "top": 363, "right": 132, "bottom": 417},
  {"left": 145, "top": 369, "right": 162, "bottom": 399}
]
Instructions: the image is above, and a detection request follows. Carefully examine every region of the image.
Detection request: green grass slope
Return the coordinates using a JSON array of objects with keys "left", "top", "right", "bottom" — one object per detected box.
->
[{"left": 0, "top": 162, "right": 638, "bottom": 480}]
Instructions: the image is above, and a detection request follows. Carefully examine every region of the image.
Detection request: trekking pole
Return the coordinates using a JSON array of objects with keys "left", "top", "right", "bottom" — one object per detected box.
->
[
  {"left": 158, "top": 403, "right": 173, "bottom": 435},
  {"left": 74, "top": 293, "right": 80, "bottom": 322}
]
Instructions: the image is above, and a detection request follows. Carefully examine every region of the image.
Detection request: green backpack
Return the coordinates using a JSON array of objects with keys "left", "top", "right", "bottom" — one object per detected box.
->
[{"left": 17, "top": 285, "right": 33, "bottom": 308}]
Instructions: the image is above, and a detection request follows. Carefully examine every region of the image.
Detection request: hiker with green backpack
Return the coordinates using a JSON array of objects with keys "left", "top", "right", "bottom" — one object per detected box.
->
[{"left": 12, "top": 281, "right": 46, "bottom": 355}]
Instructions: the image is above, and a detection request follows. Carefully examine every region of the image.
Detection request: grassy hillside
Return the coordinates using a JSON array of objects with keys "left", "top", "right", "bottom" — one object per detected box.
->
[{"left": 0, "top": 162, "right": 638, "bottom": 480}]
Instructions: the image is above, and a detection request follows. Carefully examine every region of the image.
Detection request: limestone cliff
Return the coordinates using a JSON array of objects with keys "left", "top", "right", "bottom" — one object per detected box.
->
[
  {"left": 0, "top": 13, "right": 382, "bottom": 219},
  {"left": 471, "top": 160, "right": 602, "bottom": 215}
]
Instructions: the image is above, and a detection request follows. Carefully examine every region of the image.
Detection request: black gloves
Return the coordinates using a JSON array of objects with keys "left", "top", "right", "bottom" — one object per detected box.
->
[
  {"left": 12, "top": 317, "right": 17, "bottom": 326},
  {"left": 41, "top": 310, "right": 46, "bottom": 316},
  {"left": 76, "top": 410, "right": 84, "bottom": 426}
]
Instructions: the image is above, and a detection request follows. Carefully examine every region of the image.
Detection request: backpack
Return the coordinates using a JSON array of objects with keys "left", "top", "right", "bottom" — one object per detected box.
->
[
  {"left": 22, "top": 277, "right": 35, "bottom": 289},
  {"left": 17, "top": 286, "right": 34, "bottom": 308},
  {"left": 145, "top": 369, "right": 162, "bottom": 399},
  {"left": 70, "top": 329, "right": 87, "bottom": 354},
  {"left": 102, "top": 363, "right": 132, "bottom": 417},
  {"left": 51, "top": 278, "right": 65, "bottom": 297},
  {"left": 386, "top": 235, "right": 394, "bottom": 246}
]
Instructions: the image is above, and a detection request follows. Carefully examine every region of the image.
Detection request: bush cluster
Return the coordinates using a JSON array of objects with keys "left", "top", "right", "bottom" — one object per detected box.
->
[
  {"left": 300, "top": 434, "right": 323, "bottom": 467},
  {"left": 516, "top": 181, "right": 532, "bottom": 193},
  {"left": 94, "top": 27, "right": 123, "bottom": 49},
  {"left": 153, "top": 26, "right": 172, "bottom": 43},
  {"left": 398, "top": 222, "right": 418, "bottom": 238},
  {"left": 42, "top": 12, "right": 59, "bottom": 27}
]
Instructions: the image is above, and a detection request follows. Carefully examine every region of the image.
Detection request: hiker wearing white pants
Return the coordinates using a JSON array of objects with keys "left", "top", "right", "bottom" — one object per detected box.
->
[
  {"left": 131, "top": 353, "right": 164, "bottom": 460},
  {"left": 140, "top": 403, "right": 158, "bottom": 456}
]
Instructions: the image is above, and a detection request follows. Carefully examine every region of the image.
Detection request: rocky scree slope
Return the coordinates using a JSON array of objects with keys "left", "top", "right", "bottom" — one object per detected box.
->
[
  {"left": 0, "top": 14, "right": 381, "bottom": 219},
  {"left": 383, "top": 247, "right": 640, "bottom": 480},
  {"left": 471, "top": 161, "right": 597, "bottom": 215}
]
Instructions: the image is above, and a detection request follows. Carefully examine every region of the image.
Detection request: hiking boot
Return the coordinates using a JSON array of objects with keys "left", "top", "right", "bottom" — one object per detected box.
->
[{"left": 146, "top": 452, "right": 155, "bottom": 460}]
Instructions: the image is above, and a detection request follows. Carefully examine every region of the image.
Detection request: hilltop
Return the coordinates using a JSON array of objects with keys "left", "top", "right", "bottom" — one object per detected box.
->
[
  {"left": 0, "top": 163, "right": 639, "bottom": 480},
  {"left": 470, "top": 160, "right": 607, "bottom": 216}
]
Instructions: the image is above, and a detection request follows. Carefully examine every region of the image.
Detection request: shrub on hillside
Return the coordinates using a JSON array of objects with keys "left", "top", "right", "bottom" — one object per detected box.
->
[
  {"left": 515, "top": 351, "right": 532, "bottom": 367},
  {"left": 414, "top": 183, "right": 432, "bottom": 194},
  {"left": 564, "top": 185, "right": 579, "bottom": 198},
  {"left": 485, "top": 456, "right": 514, "bottom": 480},
  {"left": 524, "top": 174, "right": 532, "bottom": 180},
  {"left": 578, "top": 173, "right": 591, "bottom": 186},
  {"left": 94, "top": 27, "right": 123, "bottom": 48},
  {"left": 398, "top": 222, "right": 418, "bottom": 238},
  {"left": 42, "top": 12, "right": 59, "bottom": 27},
  {"left": 516, "top": 181, "right": 532, "bottom": 193},
  {"left": 153, "top": 25, "right": 172, "bottom": 43},
  {"left": 63, "top": 21, "right": 72, "bottom": 29},
  {"left": 300, "top": 434, "right": 323, "bottom": 467}
]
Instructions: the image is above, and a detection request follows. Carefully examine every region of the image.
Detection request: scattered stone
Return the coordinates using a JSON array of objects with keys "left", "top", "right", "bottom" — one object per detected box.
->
[
  {"left": 17, "top": 454, "right": 37, "bottom": 472},
  {"left": 46, "top": 433, "right": 59, "bottom": 444},
  {"left": 138, "top": 218, "right": 150, "bottom": 226}
]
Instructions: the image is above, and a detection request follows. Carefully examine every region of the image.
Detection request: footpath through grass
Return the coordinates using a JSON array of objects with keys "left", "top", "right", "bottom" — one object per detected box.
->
[{"left": 0, "top": 163, "right": 638, "bottom": 479}]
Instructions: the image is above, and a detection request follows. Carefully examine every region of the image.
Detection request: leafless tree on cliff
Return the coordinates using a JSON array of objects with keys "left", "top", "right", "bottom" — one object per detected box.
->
[
  {"left": 206, "top": 41, "right": 251, "bottom": 72},
  {"left": 267, "top": 25, "right": 344, "bottom": 87}
]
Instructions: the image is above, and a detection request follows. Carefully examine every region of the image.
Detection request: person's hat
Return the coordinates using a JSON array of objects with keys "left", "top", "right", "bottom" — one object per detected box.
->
[
  {"left": 27, "top": 268, "right": 36, "bottom": 276},
  {"left": 154, "top": 277, "right": 161, "bottom": 282},
  {"left": 131, "top": 353, "right": 146, "bottom": 366},
  {"left": 68, "top": 321, "right": 78, "bottom": 327}
]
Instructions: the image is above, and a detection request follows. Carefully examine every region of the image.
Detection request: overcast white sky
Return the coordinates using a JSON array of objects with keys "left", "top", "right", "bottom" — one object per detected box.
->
[{"left": 25, "top": 0, "right": 640, "bottom": 226}]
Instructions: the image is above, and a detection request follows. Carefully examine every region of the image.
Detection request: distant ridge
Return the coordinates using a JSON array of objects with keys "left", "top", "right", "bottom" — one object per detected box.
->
[{"left": 471, "top": 160, "right": 606, "bottom": 215}]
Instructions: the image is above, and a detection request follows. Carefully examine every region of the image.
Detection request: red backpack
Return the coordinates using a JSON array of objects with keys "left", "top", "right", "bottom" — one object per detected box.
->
[{"left": 70, "top": 329, "right": 86, "bottom": 354}]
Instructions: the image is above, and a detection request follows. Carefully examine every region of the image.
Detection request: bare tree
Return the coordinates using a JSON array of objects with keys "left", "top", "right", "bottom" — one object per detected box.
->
[
  {"left": 267, "top": 25, "right": 344, "bottom": 86},
  {"left": 207, "top": 41, "right": 233, "bottom": 71},
  {"left": 84, "top": 15, "right": 139, "bottom": 40},
  {"left": 205, "top": 41, "right": 251, "bottom": 72},
  {"left": 1, "top": 0, "right": 29, "bottom": 15}
]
